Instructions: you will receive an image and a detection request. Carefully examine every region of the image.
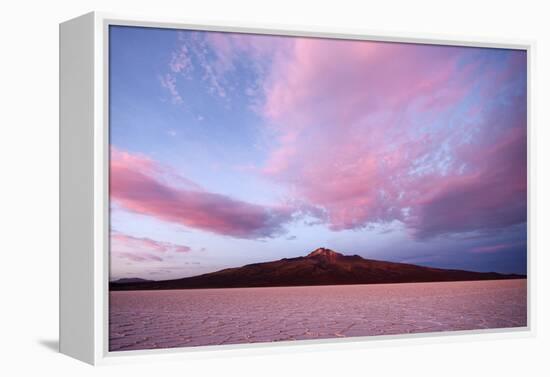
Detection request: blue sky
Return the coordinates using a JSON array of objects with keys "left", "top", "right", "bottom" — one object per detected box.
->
[{"left": 109, "top": 25, "right": 527, "bottom": 281}]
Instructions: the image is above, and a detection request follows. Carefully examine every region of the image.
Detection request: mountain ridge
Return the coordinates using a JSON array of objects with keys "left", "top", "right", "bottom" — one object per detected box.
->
[
  {"left": 111, "top": 277, "right": 153, "bottom": 284},
  {"left": 110, "top": 247, "right": 525, "bottom": 291}
]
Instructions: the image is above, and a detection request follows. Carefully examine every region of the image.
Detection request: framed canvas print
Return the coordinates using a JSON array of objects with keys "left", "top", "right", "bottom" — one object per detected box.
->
[{"left": 60, "top": 12, "right": 533, "bottom": 365}]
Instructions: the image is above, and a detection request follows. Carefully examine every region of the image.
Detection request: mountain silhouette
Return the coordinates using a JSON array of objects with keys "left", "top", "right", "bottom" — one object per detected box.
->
[
  {"left": 109, "top": 247, "right": 525, "bottom": 291},
  {"left": 111, "top": 277, "right": 152, "bottom": 284}
]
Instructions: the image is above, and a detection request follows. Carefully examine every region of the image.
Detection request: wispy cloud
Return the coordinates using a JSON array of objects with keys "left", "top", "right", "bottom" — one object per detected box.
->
[
  {"left": 112, "top": 231, "right": 192, "bottom": 254},
  {"left": 170, "top": 45, "right": 193, "bottom": 75},
  {"left": 117, "top": 252, "right": 163, "bottom": 262},
  {"left": 110, "top": 230, "right": 192, "bottom": 264},
  {"left": 162, "top": 31, "right": 290, "bottom": 106},
  {"left": 470, "top": 241, "right": 524, "bottom": 254},
  {"left": 159, "top": 73, "right": 183, "bottom": 105}
]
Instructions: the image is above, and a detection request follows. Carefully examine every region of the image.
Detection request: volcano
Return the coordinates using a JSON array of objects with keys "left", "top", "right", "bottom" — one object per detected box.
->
[{"left": 110, "top": 247, "right": 524, "bottom": 291}]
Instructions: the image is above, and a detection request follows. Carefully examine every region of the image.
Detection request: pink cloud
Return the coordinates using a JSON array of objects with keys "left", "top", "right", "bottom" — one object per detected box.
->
[
  {"left": 111, "top": 232, "right": 192, "bottom": 254},
  {"left": 111, "top": 148, "right": 201, "bottom": 191},
  {"left": 116, "top": 252, "right": 163, "bottom": 262},
  {"left": 110, "top": 147, "right": 293, "bottom": 238},
  {"left": 155, "top": 33, "right": 526, "bottom": 240},
  {"left": 262, "top": 40, "right": 464, "bottom": 124},
  {"left": 257, "top": 38, "right": 526, "bottom": 238},
  {"left": 170, "top": 45, "right": 193, "bottom": 75}
]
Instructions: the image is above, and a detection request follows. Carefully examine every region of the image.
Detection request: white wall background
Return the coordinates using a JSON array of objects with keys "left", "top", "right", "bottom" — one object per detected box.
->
[{"left": 0, "top": 0, "right": 548, "bottom": 375}]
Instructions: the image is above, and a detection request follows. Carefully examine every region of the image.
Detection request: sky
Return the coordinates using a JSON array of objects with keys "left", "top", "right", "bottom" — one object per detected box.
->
[{"left": 108, "top": 25, "right": 527, "bottom": 281}]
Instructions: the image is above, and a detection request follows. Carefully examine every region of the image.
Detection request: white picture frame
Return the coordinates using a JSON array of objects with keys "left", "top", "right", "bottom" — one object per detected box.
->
[{"left": 59, "top": 11, "right": 535, "bottom": 365}]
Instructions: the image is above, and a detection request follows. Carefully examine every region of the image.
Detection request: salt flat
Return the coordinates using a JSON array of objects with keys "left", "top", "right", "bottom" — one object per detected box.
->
[{"left": 109, "top": 279, "right": 527, "bottom": 351}]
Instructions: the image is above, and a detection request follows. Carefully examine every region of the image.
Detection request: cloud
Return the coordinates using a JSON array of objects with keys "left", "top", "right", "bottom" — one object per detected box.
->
[
  {"left": 470, "top": 244, "right": 510, "bottom": 254},
  {"left": 406, "top": 126, "right": 526, "bottom": 239},
  {"left": 469, "top": 239, "right": 525, "bottom": 254},
  {"left": 168, "top": 31, "right": 232, "bottom": 99},
  {"left": 117, "top": 252, "right": 163, "bottom": 262},
  {"left": 169, "top": 45, "right": 193, "bottom": 75},
  {"left": 159, "top": 73, "right": 183, "bottom": 104},
  {"left": 256, "top": 38, "right": 526, "bottom": 239},
  {"left": 112, "top": 232, "right": 192, "bottom": 253},
  {"left": 111, "top": 231, "right": 192, "bottom": 263},
  {"left": 110, "top": 147, "right": 294, "bottom": 238},
  {"left": 164, "top": 31, "right": 290, "bottom": 104},
  {"left": 155, "top": 33, "right": 526, "bottom": 241}
]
